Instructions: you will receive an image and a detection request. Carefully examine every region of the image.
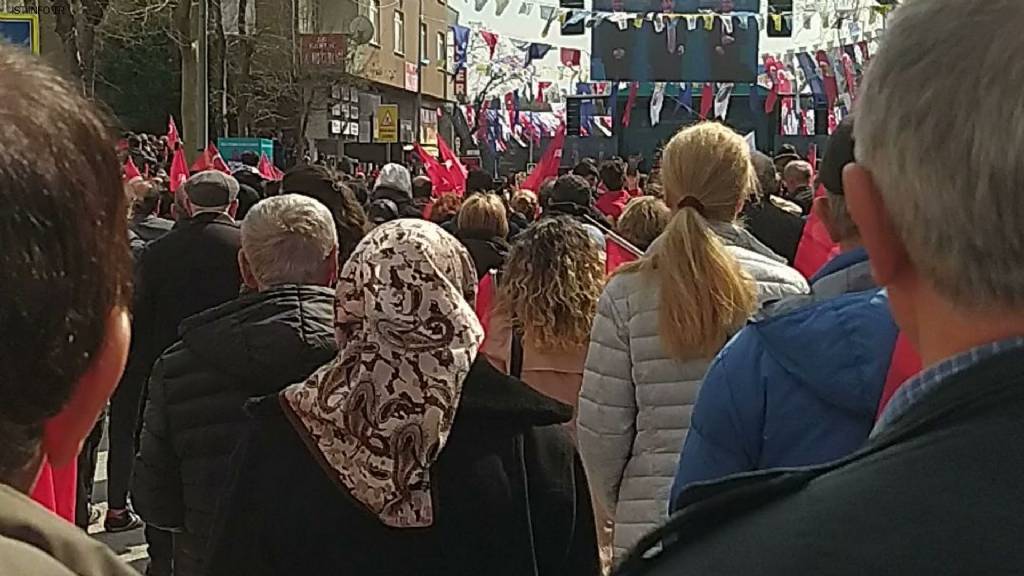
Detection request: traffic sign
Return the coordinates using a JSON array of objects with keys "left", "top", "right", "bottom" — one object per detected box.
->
[
  {"left": 0, "top": 14, "right": 39, "bottom": 54},
  {"left": 376, "top": 104, "right": 399, "bottom": 143}
]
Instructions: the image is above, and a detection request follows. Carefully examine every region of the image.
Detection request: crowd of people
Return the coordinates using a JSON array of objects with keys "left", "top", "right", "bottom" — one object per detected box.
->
[{"left": 3, "top": 0, "right": 1024, "bottom": 574}]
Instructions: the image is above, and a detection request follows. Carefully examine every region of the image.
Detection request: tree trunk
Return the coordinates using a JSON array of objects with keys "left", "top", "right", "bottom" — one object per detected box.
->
[
  {"left": 210, "top": 0, "right": 228, "bottom": 138},
  {"left": 235, "top": 0, "right": 252, "bottom": 136},
  {"left": 76, "top": 0, "right": 109, "bottom": 98},
  {"left": 51, "top": 0, "right": 83, "bottom": 85},
  {"left": 174, "top": 0, "right": 197, "bottom": 156}
]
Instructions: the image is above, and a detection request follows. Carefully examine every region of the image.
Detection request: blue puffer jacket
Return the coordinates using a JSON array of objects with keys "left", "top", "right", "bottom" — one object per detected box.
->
[{"left": 669, "top": 250, "right": 897, "bottom": 510}]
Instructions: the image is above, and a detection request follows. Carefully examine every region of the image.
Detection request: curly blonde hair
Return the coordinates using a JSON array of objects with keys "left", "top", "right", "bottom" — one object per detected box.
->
[{"left": 494, "top": 217, "right": 605, "bottom": 351}]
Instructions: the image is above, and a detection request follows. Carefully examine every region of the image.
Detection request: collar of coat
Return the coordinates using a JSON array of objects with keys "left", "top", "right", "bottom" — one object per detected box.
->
[{"left": 455, "top": 357, "right": 573, "bottom": 427}]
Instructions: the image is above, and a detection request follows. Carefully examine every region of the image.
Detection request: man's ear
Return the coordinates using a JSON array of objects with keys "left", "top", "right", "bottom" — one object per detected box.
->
[
  {"left": 843, "top": 164, "right": 910, "bottom": 286},
  {"left": 812, "top": 196, "right": 842, "bottom": 243},
  {"left": 239, "top": 250, "right": 260, "bottom": 290},
  {"left": 227, "top": 199, "right": 240, "bottom": 219},
  {"left": 42, "top": 308, "right": 130, "bottom": 468},
  {"left": 322, "top": 248, "right": 339, "bottom": 286}
]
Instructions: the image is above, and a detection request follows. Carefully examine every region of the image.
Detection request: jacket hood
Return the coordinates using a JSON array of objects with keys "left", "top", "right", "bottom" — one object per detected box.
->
[
  {"left": 458, "top": 236, "right": 509, "bottom": 278},
  {"left": 710, "top": 221, "right": 787, "bottom": 263},
  {"left": 753, "top": 289, "right": 897, "bottom": 417},
  {"left": 180, "top": 285, "right": 337, "bottom": 393},
  {"left": 456, "top": 357, "right": 573, "bottom": 427}
]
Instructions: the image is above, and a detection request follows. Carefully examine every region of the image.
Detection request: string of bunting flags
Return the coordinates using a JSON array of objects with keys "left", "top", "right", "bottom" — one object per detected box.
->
[{"left": 462, "top": 0, "right": 896, "bottom": 36}]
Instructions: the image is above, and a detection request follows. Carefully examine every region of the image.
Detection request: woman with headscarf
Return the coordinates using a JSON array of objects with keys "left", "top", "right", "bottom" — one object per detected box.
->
[{"left": 206, "top": 219, "right": 599, "bottom": 576}]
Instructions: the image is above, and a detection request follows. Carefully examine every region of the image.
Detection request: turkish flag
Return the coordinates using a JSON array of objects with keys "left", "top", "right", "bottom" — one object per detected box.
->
[
  {"left": 258, "top": 152, "right": 284, "bottom": 181},
  {"left": 123, "top": 156, "right": 142, "bottom": 181},
  {"left": 521, "top": 124, "right": 565, "bottom": 192},
  {"left": 169, "top": 146, "right": 190, "bottom": 192},
  {"left": 606, "top": 235, "right": 640, "bottom": 274}
]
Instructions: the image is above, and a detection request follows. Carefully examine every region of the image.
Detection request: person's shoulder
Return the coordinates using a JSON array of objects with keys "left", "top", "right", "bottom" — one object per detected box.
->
[
  {"left": 731, "top": 246, "right": 808, "bottom": 291},
  {"left": 0, "top": 536, "right": 84, "bottom": 576},
  {"left": 0, "top": 486, "right": 137, "bottom": 576},
  {"left": 602, "top": 267, "right": 647, "bottom": 298}
]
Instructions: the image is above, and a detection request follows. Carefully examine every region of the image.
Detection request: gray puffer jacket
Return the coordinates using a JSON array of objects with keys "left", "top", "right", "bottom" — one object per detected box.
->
[{"left": 577, "top": 223, "right": 808, "bottom": 559}]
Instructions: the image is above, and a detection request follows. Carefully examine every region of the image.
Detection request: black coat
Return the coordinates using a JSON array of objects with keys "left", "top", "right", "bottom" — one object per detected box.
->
[
  {"left": 131, "top": 212, "right": 242, "bottom": 380},
  {"left": 132, "top": 285, "right": 338, "bottom": 576},
  {"left": 206, "top": 358, "right": 600, "bottom": 576},
  {"left": 619, "top": 346, "right": 1024, "bottom": 576},
  {"left": 458, "top": 236, "right": 509, "bottom": 279},
  {"left": 130, "top": 213, "right": 174, "bottom": 244},
  {"left": 742, "top": 197, "right": 805, "bottom": 264},
  {"left": 787, "top": 185, "right": 814, "bottom": 215}
]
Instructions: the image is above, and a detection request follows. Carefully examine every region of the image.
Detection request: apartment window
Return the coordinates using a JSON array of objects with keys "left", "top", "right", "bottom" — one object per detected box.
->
[
  {"left": 370, "top": 0, "right": 381, "bottom": 45},
  {"left": 436, "top": 31, "right": 446, "bottom": 70},
  {"left": 394, "top": 11, "right": 406, "bottom": 55},
  {"left": 420, "top": 23, "right": 428, "bottom": 61},
  {"left": 298, "top": 0, "right": 318, "bottom": 34}
]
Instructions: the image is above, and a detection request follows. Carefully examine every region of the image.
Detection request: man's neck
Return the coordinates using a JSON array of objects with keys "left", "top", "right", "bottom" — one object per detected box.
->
[
  {"left": 191, "top": 209, "right": 232, "bottom": 220},
  {"left": 911, "top": 288, "right": 1024, "bottom": 367}
]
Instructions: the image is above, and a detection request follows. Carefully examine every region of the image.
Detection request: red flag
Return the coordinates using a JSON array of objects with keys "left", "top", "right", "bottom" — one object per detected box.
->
[
  {"left": 537, "top": 81, "right": 552, "bottom": 103},
  {"left": 606, "top": 235, "right": 640, "bottom": 274},
  {"left": 763, "top": 55, "right": 781, "bottom": 113},
  {"left": 31, "top": 461, "right": 76, "bottom": 523},
  {"left": 699, "top": 83, "right": 714, "bottom": 120},
  {"left": 475, "top": 272, "right": 496, "bottom": 336},
  {"left": 258, "top": 152, "right": 283, "bottom": 181},
  {"left": 438, "top": 134, "right": 467, "bottom": 194},
  {"left": 190, "top": 148, "right": 214, "bottom": 173},
  {"left": 622, "top": 81, "right": 639, "bottom": 127},
  {"left": 123, "top": 156, "right": 142, "bottom": 181},
  {"left": 480, "top": 30, "right": 499, "bottom": 58},
  {"left": 560, "top": 47, "right": 581, "bottom": 67},
  {"left": 207, "top": 142, "right": 231, "bottom": 173},
  {"left": 793, "top": 185, "right": 840, "bottom": 277},
  {"left": 167, "top": 116, "right": 180, "bottom": 150},
  {"left": 413, "top": 143, "right": 455, "bottom": 194},
  {"left": 815, "top": 50, "right": 839, "bottom": 109},
  {"left": 521, "top": 124, "right": 565, "bottom": 192},
  {"left": 476, "top": 99, "right": 490, "bottom": 141},
  {"left": 876, "top": 333, "right": 922, "bottom": 420},
  {"left": 169, "top": 146, "right": 190, "bottom": 192}
]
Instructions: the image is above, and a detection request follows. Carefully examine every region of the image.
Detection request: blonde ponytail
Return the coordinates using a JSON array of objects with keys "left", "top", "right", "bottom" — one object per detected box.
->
[{"left": 618, "top": 122, "right": 758, "bottom": 359}]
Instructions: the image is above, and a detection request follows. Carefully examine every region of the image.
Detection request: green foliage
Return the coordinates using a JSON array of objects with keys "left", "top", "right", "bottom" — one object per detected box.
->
[{"left": 94, "top": 29, "right": 180, "bottom": 133}]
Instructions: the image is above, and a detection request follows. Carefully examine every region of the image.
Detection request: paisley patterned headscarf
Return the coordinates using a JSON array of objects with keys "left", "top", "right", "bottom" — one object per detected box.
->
[{"left": 282, "top": 219, "right": 485, "bottom": 528}]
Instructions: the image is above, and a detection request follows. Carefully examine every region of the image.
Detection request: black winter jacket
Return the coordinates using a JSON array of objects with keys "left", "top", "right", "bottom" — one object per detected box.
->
[
  {"left": 206, "top": 357, "right": 600, "bottom": 576},
  {"left": 458, "top": 235, "right": 509, "bottom": 279},
  {"left": 132, "top": 285, "right": 338, "bottom": 576},
  {"left": 619, "top": 346, "right": 1024, "bottom": 576},
  {"left": 742, "top": 197, "right": 805, "bottom": 264},
  {"left": 131, "top": 212, "right": 242, "bottom": 382}
]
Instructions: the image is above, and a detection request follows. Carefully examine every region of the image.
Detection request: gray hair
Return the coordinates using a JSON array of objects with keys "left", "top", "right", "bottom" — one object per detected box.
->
[
  {"left": 854, "top": 0, "right": 1024, "bottom": 308},
  {"left": 241, "top": 194, "right": 338, "bottom": 288}
]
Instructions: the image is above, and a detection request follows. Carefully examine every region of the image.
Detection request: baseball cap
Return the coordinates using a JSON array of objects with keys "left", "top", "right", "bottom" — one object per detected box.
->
[
  {"left": 818, "top": 115, "right": 855, "bottom": 195},
  {"left": 183, "top": 170, "right": 240, "bottom": 207}
]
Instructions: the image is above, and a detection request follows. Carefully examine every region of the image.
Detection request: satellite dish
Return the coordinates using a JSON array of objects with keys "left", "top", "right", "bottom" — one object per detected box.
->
[{"left": 349, "top": 16, "right": 374, "bottom": 46}]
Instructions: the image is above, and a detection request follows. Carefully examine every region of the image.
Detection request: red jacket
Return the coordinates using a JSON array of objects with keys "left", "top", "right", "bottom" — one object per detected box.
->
[{"left": 595, "top": 189, "right": 631, "bottom": 222}]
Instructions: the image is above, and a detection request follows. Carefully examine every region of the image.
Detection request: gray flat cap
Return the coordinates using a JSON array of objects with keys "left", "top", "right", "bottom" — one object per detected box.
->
[{"left": 184, "top": 170, "right": 240, "bottom": 207}]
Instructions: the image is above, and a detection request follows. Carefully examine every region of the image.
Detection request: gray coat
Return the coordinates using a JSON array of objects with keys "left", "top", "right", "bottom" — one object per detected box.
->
[{"left": 577, "top": 224, "right": 808, "bottom": 558}]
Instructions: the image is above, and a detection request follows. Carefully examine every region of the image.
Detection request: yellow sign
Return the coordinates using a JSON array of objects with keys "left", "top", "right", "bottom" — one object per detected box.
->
[{"left": 375, "top": 104, "right": 399, "bottom": 143}]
